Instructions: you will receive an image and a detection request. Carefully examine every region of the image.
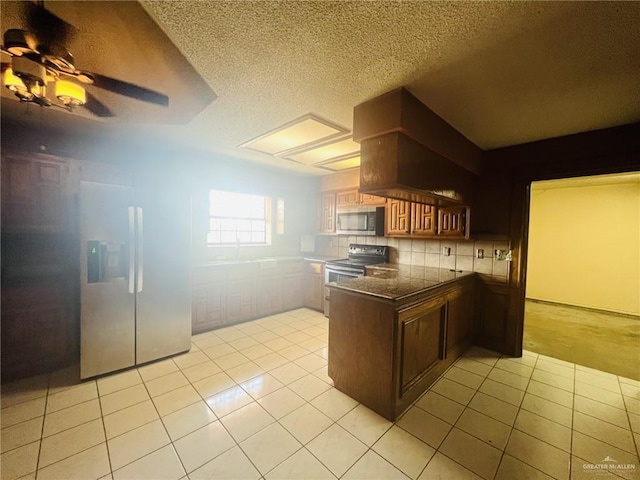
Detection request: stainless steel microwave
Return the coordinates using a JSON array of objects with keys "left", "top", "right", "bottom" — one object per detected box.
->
[{"left": 336, "top": 207, "right": 385, "bottom": 236}]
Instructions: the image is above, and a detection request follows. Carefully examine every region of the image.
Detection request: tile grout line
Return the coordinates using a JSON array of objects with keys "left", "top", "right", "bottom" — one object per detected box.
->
[
  {"left": 619, "top": 374, "right": 640, "bottom": 462},
  {"left": 230, "top": 312, "right": 345, "bottom": 479},
  {"left": 180, "top": 311, "right": 333, "bottom": 478},
  {"left": 96, "top": 377, "right": 115, "bottom": 479},
  {"left": 489, "top": 352, "right": 539, "bottom": 480},
  {"left": 569, "top": 357, "right": 576, "bottom": 480},
  {"left": 33, "top": 372, "right": 52, "bottom": 478},
  {"left": 137, "top": 356, "right": 194, "bottom": 479},
  {"left": 408, "top": 351, "right": 506, "bottom": 480},
  {"left": 11, "top": 312, "right": 633, "bottom": 480}
]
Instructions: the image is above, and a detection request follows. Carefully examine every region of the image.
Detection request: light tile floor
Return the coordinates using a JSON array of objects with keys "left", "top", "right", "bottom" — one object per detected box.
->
[{"left": 2, "top": 308, "right": 639, "bottom": 480}]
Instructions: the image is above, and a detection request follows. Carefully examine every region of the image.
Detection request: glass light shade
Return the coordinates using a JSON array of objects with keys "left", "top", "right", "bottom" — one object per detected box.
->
[
  {"left": 3, "top": 67, "right": 34, "bottom": 101},
  {"left": 4, "top": 67, "right": 27, "bottom": 92},
  {"left": 55, "top": 80, "right": 86, "bottom": 106}
]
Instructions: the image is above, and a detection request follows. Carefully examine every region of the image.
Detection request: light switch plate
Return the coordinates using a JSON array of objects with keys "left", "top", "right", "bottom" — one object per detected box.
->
[{"left": 442, "top": 247, "right": 451, "bottom": 256}]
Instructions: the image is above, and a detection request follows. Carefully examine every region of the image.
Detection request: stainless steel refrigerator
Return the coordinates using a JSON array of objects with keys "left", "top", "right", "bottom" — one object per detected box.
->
[{"left": 79, "top": 180, "right": 191, "bottom": 379}]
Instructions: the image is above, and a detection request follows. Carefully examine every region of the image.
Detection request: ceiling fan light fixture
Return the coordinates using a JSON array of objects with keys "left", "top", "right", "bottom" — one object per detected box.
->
[
  {"left": 3, "top": 29, "right": 31, "bottom": 56},
  {"left": 55, "top": 79, "right": 86, "bottom": 107},
  {"left": 3, "top": 67, "right": 33, "bottom": 101}
]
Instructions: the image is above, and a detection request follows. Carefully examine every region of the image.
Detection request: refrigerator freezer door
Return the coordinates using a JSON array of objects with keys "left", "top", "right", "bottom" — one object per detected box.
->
[
  {"left": 80, "top": 182, "right": 136, "bottom": 379},
  {"left": 134, "top": 182, "right": 192, "bottom": 365}
]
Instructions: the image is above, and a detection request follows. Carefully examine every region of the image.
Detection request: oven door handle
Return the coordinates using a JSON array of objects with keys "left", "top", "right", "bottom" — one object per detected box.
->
[{"left": 325, "top": 265, "right": 364, "bottom": 275}]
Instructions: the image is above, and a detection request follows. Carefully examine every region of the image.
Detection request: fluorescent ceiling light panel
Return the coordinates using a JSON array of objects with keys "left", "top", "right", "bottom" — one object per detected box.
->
[
  {"left": 240, "top": 114, "right": 348, "bottom": 156},
  {"left": 318, "top": 155, "right": 361, "bottom": 172},
  {"left": 285, "top": 137, "right": 360, "bottom": 165}
]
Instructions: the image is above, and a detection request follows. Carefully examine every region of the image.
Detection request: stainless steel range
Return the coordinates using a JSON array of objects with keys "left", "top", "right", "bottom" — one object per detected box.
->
[{"left": 324, "top": 243, "right": 389, "bottom": 316}]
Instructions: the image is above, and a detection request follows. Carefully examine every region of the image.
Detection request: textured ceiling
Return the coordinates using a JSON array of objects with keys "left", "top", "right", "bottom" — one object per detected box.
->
[{"left": 2, "top": 1, "right": 640, "bottom": 176}]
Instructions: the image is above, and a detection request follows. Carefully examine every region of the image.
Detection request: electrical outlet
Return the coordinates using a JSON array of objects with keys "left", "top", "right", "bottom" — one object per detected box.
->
[
  {"left": 495, "top": 249, "right": 513, "bottom": 261},
  {"left": 442, "top": 247, "right": 451, "bottom": 256},
  {"left": 476, "top": 249, "right": 484, "bottom": 259}
]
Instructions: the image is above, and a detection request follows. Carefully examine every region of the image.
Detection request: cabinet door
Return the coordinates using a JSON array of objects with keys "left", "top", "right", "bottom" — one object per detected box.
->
[
  {"left": 447, "top": 282, "right": 475, "bottom": 350},
  {"left": 359, "top": 193, "right": 387, "bottom": 206},
  {"left": 399, "top": 301, "right": 447, "bottom": 394},
  {"left": 411, "top": 203, "right": 437, "bottom": 236},
  {"left": 227, "top": 278, "right": 256, "bottom": 325},
  {"left": 256, "top": 275, "right": 282, "bottom": 317},
  {"left": 476, "top": 282, "right": 510, "bottom": 351},
  {"left": 336, "top": 189, "right": 359, "bottom": 208},
  {"left": 1, "top": 155, "right": 65, "bottom": 232},
  {"left": 304, "top": 260, "right": 324, "bottom": 312},
  {"left": 438, "top": 206, "right": 468, "bottom": 237},
  {"left": 319, "top": 192, "right": 336, "bottom": 233},
  {"left": 1, "top": 283, "right": 75, "bottom": 381},
  {"left": 1, "top": 156, "right": 33, "bottom": 227},
  {"left": 385, "top": 199, "right": 411, "bottom": 236},
  {"left": 192, "top": 283, "right": 226, "bottom": 334},
  {"left": 282, "top": 272, "right": 304, "bottom": 311},
  {"left": 305, "top": 273, "right": 324, "bottom": 311}
]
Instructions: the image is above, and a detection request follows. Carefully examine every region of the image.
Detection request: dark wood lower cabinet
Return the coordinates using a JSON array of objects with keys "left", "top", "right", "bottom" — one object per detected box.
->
[
  {"left": 256, "top": 274, "right": 282, "bottom": 318},
  {"left": 1, "top": 280, "right": 76, "bottom": 382},
  {"left": 282, "top": 263, "right": 305, "bottom": 311},
  {"left": 399, "top": 300, "right": 446, "bottom": 395},
  {"left": 192, "top": 283, "right": 226, "bottom": 334},
  {"left": 303, "top": 261, "right": 324, "bottom": 312},
  {"left": 192, "top": 259, "right": 317, "bottom": 334},
  {"left": 226, "top": 266, "right": 257, "bottom": 325},
  {"left": 475, "top": 281, "right": 510, "bottom": 352},
  {"left": 192, "top": 266, "right": 227, "bottom": 334},
  {"left": 328, "top": 276, "right": 475, "bottom": 420}
]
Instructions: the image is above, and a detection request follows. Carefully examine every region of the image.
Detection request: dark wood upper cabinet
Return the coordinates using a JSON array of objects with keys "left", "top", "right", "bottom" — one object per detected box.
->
[
  {"left": 1, "top": 153, "right": 68, "bottom": 233},
  {"left": 411, "top": 203, "right": 437, "bottom": 236},
  {"left": 385, "top": 199, "right": 467, "bottom": 238},
  {"left": 437, "top": 206, "right": 469, "bottom": 238},
  {"left": 335, "top": 189, "right": 360, "bottom": 208},
  {"left": 318, "top": 192, "right": 336, "bottom": 234},
  {"left": 336, "top": 188, "right": 386, "bottom": 208},
  {"left": 385, "top": 199, "right": 411, "bottom": 236}
]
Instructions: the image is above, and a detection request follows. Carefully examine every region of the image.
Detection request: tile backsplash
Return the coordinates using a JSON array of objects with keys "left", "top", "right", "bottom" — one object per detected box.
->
[{"left": 315, "top": 235, "right": 511, "bottom": 283}]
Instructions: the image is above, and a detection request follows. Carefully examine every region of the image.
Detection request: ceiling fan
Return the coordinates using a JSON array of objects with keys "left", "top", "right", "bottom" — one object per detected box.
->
[{"left": 1, "top": 0, "right": 169, "bottom": 118}]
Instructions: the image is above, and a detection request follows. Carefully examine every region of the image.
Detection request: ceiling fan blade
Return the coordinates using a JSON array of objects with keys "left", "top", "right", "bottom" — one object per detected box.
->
[
  {"left": 25, "top": 1, "right": 77, "bottom": 57},
  {"left": 89, "top": 73, "right": 169, "bottom": 106},
  {"left": 84, "top": 91, "right": 114, "bottom": 118}
]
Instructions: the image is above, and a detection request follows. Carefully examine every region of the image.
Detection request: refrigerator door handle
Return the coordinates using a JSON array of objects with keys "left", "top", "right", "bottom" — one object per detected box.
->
[
  {"left": 136, "top": 207, "right": 144, "bottom": 293},
  {"left": 128, "top": 206, "right": 135, "bottom": 294}
]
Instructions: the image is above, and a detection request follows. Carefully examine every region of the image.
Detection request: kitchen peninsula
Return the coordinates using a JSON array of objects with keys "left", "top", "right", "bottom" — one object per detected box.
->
[{"left": 327, "top": 266, "right": 475, "bottom": 420}]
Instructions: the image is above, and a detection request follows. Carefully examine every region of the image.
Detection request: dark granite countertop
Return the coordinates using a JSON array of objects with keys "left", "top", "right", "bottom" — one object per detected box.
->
[
  {"left": 196, "top": 254, "right": 339, "bottom": 268},
  {"left": 328, "top": 265, "right": 474, "bottom": 301}
]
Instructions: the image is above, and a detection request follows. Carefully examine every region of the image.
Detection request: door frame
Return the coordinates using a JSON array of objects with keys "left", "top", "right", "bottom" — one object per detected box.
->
[{"left": 480, "top": 122, "right": 640, "bottom": 357}]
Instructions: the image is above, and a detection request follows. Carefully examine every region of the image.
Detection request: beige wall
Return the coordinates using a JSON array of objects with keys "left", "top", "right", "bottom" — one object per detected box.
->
[{"left": 526, "top": 175, "right": 640, "bottom": 316}]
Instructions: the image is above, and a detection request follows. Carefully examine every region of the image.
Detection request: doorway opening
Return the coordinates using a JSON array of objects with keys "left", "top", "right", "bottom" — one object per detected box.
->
[{"left": 523, "top": 173, "right": 640, "bottom": 380}]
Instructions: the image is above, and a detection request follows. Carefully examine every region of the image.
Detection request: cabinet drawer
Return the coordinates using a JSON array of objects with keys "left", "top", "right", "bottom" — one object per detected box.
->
[
  {"left": 192, "top": 266, "right": 227, "bottom": 284},
  {"left": 304, "top": 261, "right": 324, "bottom": 275},
  {"left": 227, "top": 263, "right": 258, "bottom": 280},
  {"left": 282, "top": 262, "right": 304, "bottom": 274}
]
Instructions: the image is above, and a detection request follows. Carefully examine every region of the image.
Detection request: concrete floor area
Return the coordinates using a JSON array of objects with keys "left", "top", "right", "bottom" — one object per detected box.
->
[{"left": 524, "top": 299, "right": 640, "bottom": 380}]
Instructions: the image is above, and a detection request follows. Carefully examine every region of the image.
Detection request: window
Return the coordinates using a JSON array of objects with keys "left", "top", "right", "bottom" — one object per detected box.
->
[{"left": 207, "top": 190, "right": 271, "bottom": 245}]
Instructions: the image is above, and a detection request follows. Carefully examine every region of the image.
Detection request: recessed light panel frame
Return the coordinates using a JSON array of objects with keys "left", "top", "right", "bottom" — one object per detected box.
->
[
  {"left": 316, "top": 154, "right": 361, "bottom": 172},
  {"left": 283, "top": 136, "right": 360, "bottom": 165},
  {"left": 239, "top": 113, "right": 349, "bottom": 156}
]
